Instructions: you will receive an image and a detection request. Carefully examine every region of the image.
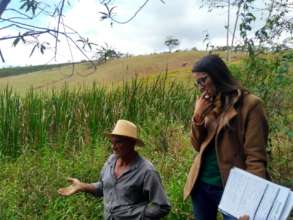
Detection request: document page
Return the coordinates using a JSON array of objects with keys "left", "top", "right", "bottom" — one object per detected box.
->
[
  {"left": 280, "top": 192, "right": 293, "bottom": 220},
  {"left": 254, "top": 183, "right": 280, "bottom": 220},
  {"left": 218, "top": 168, "right": 267, "bottom": 219},
  {"left": 267, "top": 186, "right": 290, "bottom": 220},
  {"left": 218, "top": 167, "right": 293, "bottom": 220}
]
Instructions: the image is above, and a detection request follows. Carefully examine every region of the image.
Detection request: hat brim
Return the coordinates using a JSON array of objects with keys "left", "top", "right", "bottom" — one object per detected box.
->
[{"left": 104, "top": 133, "right": 144, "bottom": 147}]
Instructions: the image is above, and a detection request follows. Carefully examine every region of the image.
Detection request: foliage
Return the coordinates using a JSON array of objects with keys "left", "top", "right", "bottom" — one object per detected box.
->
[
  {"left": 238, "top": 0, "right": 293, "bottom": 56},
  {"left": 164, "top": 36, "right": 180, "bottom": 53},
  {"left": 0, "top": 75, "right": 197, "bottom": 219},
  {"left": 0, "top": 145, "right": 107, "bottom": 219},
  {"left": 0, "top": 53, "right": 292, "bottom": 218},
  {"left": 200, "top": 0, "right": 293, "bottom": 61},
  {"left": 0, "top": 128, "right": 195, "bottom": 219},
  {"left": 235, "top": 0, "right": 293, "bottom": 188},
  {"left": 95, "top": 43, "right": 123, "bottom": 64},
  {"left": 0, "top": 75, "right": 196, "bottom": 158},
  {"left": 230, "top": 50, "right": 293, "bottom": 187},
  {"left": 232, "top": 0, "right": 293, "bottom": 188}
]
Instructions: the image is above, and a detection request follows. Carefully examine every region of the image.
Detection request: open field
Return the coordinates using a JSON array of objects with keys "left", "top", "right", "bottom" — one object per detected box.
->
[
  {"left": 0, "top": 50, "right": 292, "bottom": 219},
  {"left": 0, "top": 51, "right": 245, "bottom": 92}
]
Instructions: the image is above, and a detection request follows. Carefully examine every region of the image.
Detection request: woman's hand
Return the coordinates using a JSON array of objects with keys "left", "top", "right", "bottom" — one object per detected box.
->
[
  {"left": 58, "top": 177, "right": 83, "bottom": 196},
  {"left": 238, "top": 215, "right": 249, "bottom": 220},
  {"left": 193, "top": 92, "right": 213, "bottom": 121}
]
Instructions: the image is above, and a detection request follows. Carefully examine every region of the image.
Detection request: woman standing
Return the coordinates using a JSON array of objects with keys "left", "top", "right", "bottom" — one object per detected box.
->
[{"left": 184, "top": 55, "right": 269, "bottom": 220}]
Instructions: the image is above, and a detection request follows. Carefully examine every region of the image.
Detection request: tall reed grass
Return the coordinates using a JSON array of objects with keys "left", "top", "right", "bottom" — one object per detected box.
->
[
  {"left": 0, "top": 75, "right": 196, "bottom": 158},
  {"left": 0, "top": 69, "right": 292, "bottom": 219}
]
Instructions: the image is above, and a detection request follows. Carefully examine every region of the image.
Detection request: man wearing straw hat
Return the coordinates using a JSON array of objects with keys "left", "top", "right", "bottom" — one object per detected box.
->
[{"left": 58, "top": 119, "right": 171, "bottom": 220}]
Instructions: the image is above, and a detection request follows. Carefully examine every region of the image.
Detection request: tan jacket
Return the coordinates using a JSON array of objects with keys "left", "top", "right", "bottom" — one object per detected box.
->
[{"left": 184, "top": 91, "right": 269, "bottom": 200}]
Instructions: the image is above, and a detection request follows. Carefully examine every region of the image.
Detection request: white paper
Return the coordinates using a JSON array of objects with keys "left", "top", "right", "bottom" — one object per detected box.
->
[
  {"left": 254, "top": 183, "right": 280, "bottom": 220},
  {"left": 219, "top": 167, "right": 293, "bottom": 220},
  {"left": 280, "top": 192, "right": 293, "bottom": 220},
  {"left": 218, "top": 168, "right": 267, "bottom": 219},
  {"left": 267, "top": 186, "right": 290, "bottom": 220}
]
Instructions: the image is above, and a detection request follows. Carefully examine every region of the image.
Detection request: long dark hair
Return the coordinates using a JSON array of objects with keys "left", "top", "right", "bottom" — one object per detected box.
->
[{"left": 192, "top": 54, "right": 243, "bottom": 110}]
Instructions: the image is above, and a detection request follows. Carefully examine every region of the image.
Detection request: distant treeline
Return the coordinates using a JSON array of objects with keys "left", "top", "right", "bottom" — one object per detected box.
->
[{"left": 0, "top": 63, "right": 70, "bottom": 78}]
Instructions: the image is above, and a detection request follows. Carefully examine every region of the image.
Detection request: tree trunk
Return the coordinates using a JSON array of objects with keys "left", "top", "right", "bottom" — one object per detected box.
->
[
  {"left": 226, "top": 0, "right": 231, "bottom": 62},
  {"left": 231, "top": 1, "right": 242, "bottom": 51}
]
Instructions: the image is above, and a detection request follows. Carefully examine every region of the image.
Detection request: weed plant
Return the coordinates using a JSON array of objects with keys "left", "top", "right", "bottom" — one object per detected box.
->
[{"left": 0, "top": 53, "right": 292, "bottom": 219}]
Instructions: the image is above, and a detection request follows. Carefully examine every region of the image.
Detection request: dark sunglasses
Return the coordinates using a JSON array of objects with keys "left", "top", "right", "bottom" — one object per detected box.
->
[{"left": 195, "top": 76, "right": 208, "bottom": 87}]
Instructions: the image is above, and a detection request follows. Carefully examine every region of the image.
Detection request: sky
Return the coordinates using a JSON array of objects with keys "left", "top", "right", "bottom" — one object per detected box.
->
[{"left": 0, "top": 0, "right": 290, "bottom": 68}]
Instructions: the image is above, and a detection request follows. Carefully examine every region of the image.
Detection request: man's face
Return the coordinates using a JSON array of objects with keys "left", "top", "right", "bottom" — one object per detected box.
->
[{"left": 111, "top": 135, "right": 135, "bottom": 158}]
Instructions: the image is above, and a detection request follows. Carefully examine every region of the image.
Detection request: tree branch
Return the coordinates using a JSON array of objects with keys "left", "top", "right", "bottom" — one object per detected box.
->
[
  {"left": 100, "top": 0, "right": 159, "bottom": 25},
  {"left": 0, "top": 48, "right": 5, "bottom": 62},
  {"left": 0, "top": 30, "right": 50, "bottom": 41},
  {"left": 0, "top": 0, "right": 11, "bottom": 17},
  {"left": 231, "top": 0, "right": 243, "bottom": 47},
  {"left": 54, "top": 0, "right": 66, "bottom": 58}
]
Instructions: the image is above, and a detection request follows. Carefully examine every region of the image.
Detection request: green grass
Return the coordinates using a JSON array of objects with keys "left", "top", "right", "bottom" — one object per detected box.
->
[
  {"left": 0, "top": 75, "right": 198, "bottom": 158},
  {"left": 0, "top": 106, "right": 196, "bottom": 219},
  {"left": 0, "top": 50, "right": 292, "bottom": 219}
]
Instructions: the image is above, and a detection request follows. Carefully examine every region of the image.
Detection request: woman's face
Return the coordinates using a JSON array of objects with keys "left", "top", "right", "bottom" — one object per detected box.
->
[{"left": 193, "top": 72, "right": 217, "bottom": 97}]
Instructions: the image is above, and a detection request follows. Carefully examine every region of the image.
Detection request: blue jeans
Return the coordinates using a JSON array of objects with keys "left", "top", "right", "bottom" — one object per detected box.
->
[{"left": 191, "top": 181, "right": 236, "bottom": 220}]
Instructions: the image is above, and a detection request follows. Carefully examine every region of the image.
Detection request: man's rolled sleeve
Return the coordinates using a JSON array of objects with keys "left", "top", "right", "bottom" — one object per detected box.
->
[{"left": 90, "top": 181, "right": 103, "bottom": 197}]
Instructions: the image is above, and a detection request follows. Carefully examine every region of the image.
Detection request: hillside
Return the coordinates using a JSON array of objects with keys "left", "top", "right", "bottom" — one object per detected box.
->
[
  {"left": 0, "top": 63, "right": 70, "bottom": 78},
  {"left": 0, "top": 51, "right": 243, "bottom": 92}
]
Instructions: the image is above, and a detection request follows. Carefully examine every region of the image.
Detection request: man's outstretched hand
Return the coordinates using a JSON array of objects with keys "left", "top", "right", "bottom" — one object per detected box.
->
[{"left": 58, "top": 177, "right": 83, "bottom": 196}]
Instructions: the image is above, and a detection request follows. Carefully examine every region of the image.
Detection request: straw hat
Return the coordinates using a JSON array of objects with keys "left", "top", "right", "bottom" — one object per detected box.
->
[{"left": 105, "top": 119, "right": 144, "bottom": 146}]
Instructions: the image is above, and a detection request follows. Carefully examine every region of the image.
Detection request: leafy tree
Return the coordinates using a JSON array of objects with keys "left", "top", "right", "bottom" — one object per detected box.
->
[
  {"left": 95, "top": 43, "right": 123, "bottom": 64},
  {"left": 199, "top": 0, "right": 293, "bottom": 61},
  {"left": 164, "top": 36, "right": 180, "bottom": 53},
  {"left": 238, "top": 0, "right": 293, "bottom": 57}
]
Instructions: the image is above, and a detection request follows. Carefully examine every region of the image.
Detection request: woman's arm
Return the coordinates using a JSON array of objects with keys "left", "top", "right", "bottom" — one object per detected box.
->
[
  {"left": 190, "top": 121, "right": 206, "bottom": 151},
  {"left": 190, "top": 94, "right": 212, "bottom": 151}
]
